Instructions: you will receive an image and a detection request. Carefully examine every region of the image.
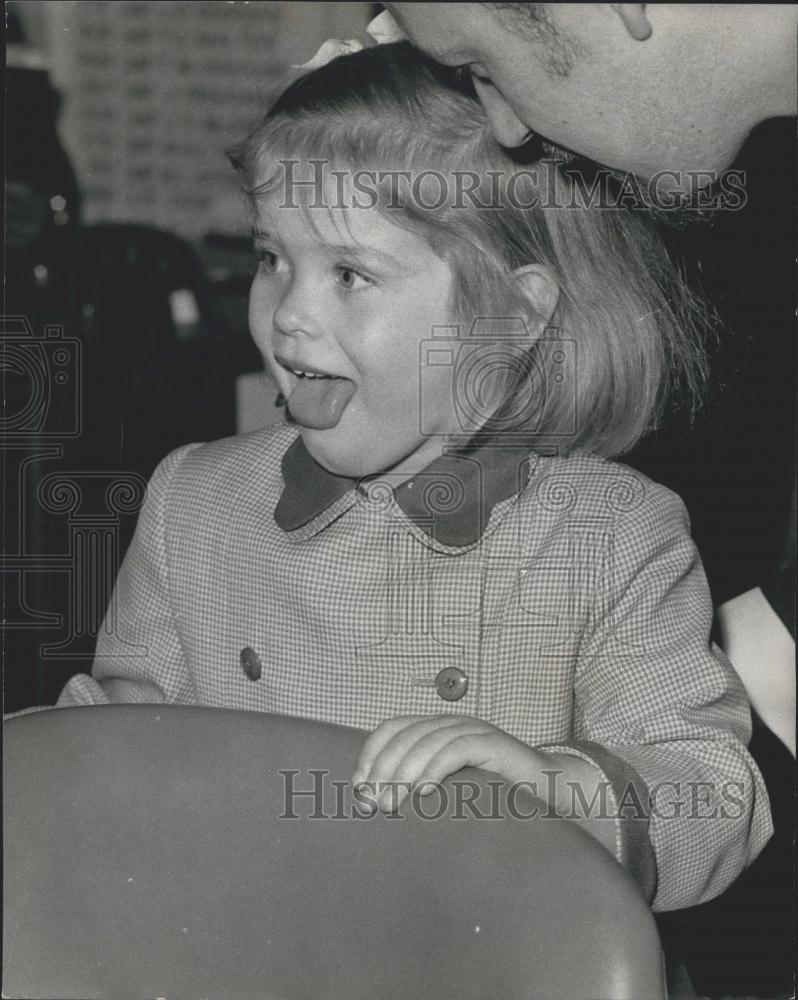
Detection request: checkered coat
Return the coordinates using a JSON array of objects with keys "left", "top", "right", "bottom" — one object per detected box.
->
[{"left": 58, "top": 424, "right": 772, "bottom": 912}]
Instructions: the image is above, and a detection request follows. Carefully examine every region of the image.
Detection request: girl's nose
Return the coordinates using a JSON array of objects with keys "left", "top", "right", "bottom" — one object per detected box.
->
[
  {"left": 272, "top": 278, "right": 321, "bottom": 340},
  {"left": 471, "top": 77, "right": 531, "bottom": 148}
]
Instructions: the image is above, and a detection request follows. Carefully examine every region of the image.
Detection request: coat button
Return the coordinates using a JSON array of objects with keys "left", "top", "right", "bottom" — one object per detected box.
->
[
  {"left": 435, "top": 667, "right": 468, "bottom": 702},
  {"left": 240, "top": 647, "right": 262, "bottom": 681}
]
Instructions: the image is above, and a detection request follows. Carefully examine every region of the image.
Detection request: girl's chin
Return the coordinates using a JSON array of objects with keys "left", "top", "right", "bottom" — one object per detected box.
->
[
  {"left": 300, "top": 429, "right": 444, "bottom": 484},
  {"left": 299, "top": 430, "right": 377, "bottom": 480}
]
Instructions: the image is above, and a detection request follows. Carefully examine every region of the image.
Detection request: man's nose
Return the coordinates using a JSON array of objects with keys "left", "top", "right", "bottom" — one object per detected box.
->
[{"left": 472, "top": 77, "right": 531, "bottom": 148}]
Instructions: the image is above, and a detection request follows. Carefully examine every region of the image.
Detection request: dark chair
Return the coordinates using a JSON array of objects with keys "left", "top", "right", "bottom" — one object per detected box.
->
[{"left": 4, "top": 706, "right": 666, "bottom": 999}]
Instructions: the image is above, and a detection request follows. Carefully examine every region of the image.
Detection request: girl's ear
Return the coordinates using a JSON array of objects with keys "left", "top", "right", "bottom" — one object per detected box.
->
[{"left": 513, "top": 264, "right": 560, "bottom": 329}]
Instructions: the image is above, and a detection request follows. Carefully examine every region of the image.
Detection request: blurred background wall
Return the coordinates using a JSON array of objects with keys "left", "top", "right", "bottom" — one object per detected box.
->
[{"left": 14, "top": 1, "right": 371, "bottom": 239}]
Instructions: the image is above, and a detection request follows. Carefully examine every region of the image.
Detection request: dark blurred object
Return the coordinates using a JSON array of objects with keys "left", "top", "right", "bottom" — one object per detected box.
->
[
  {"left": 686, "top": 570, "right": 795, "bottom": 999},
  {"left": 658, "top": 712, "right": 796, "bottom": 999},
  {"left": 629, "top": 118, "right": 796, "bottom": 606},
  {"left": 5, "top": 20, "right": 84, "bottom": 714},
  {"left": 3, "top": 18, "right": 237, "bottom": 711},
  {"left": 74, "top": 223, "right": 236, "bottom": 480},
  {"left": 638, "top": 119, "right": 796, "bottom": 997},
  {"left": 198, "top": 233, "right": 263, "bottom": 378},
  {"left": 6, "top": 18, "right": 81, "bottom": 321},
  {"left": 3, "top": 224, "right": 238, "bottom": 713}
]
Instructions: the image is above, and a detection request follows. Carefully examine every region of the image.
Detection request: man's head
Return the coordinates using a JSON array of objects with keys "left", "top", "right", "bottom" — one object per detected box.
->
[{"left": 385, "top": 3, "right": 796, "bottom": 181}]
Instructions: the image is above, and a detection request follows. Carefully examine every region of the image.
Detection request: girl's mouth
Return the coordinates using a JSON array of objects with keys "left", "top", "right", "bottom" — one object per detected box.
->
[
  {"left": 275, "top": 359, "right": 356, "bottom": 430},
  {"left": 287, "top": 366, "right": 334, "bottom": 380}
]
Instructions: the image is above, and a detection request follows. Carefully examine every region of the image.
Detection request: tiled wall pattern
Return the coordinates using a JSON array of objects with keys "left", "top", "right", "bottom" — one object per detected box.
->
[{"left": 34, "top": 1, "right": 371, "bottom": 239}]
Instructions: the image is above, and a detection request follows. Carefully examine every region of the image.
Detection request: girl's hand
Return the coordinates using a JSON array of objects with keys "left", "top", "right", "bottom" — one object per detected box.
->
[{"left": 351, "top": 714, "right": 544, "bottom": 813}]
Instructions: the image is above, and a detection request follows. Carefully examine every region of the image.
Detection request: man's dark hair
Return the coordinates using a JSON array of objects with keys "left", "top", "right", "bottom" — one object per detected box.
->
[{"left": 481, "top": 3, "right": 580, "bottom": 77}]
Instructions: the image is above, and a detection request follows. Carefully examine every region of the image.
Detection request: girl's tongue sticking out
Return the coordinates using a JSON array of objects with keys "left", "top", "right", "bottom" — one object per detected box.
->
[{"left": 286, "top": 373, "right": 357, "bottom": 430}]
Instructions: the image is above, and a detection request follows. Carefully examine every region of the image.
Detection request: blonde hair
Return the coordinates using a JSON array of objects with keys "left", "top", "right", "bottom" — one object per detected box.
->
[{"left": 229, "top": 42, "right": 708, "bottom": 458}]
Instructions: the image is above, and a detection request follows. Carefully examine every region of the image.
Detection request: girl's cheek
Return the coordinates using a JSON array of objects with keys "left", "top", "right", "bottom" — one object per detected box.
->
[
  {"left": 248, "top": 298, "right": 276, "bottom": 352},
  {"left": 249, "top": 276, "right": 267, "bottom": 311}
]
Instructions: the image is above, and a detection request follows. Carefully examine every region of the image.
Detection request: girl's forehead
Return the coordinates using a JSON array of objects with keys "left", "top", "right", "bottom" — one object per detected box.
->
[{"left": 253, "top": 191, "right": 436, "bottom": 263}]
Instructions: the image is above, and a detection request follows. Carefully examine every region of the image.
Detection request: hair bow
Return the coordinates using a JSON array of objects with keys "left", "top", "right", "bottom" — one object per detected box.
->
[{"left": 291, "top": 10, "right": 405, "bottom": 72}]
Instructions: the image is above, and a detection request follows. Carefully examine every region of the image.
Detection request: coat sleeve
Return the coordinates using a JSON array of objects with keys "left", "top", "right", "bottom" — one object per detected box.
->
[
  {"left": 552, "top": 481, "right": 773, "bottom": 912},
  {"left": 57, "top": 444, "right": 201, "bottom": 707}
]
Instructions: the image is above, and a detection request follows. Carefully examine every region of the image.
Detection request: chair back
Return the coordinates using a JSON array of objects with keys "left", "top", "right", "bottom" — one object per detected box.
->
[{"left": 4, "top": 706, "right": 665, "bottom": 999}]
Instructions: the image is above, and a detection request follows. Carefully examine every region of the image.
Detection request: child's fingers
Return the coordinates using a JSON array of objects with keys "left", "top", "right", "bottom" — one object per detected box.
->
[
  {"left": 353, "top": 715, "right": 463, "bottom": 790},
  {"left": 373, "top": 721, "right": 496, "bottom": 810},
  {"left": 352, "top": 715, "right": 432, "bottom": 787},
  {"left": 414, "top": 732, "right": 504, "bottom": 791},
  {"left": 384, "top": 732, "right": 511, "bottom": 812}
]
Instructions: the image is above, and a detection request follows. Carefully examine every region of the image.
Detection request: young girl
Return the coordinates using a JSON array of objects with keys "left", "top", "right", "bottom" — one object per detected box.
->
[{"left": 57, "top": 42, "right": 770, "bottom": 913}]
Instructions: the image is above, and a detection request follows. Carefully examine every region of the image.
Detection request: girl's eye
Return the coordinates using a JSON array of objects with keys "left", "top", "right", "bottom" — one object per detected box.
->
[
  {"left": 256, "top": 250, "right": 284, "bottom": 274},
  {"left": 336, "top": 265, "right": 372, "bottom": 291},
  {"left": 469, "top": 63, "right": 491, "bottom": 83}
]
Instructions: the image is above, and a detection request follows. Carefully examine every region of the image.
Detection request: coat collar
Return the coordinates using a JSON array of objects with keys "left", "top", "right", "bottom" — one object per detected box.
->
[{"left": 274, "top": 434, "right": 534, "bottom": 548}]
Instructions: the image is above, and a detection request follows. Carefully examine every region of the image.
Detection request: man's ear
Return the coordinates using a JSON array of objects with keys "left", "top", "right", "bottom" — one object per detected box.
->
[
  {"left": 513, "top": 264, "right": 559, "bottom": 329},
  {"left": 609, "top": 4, "right": 653, "bottom": 41}
]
